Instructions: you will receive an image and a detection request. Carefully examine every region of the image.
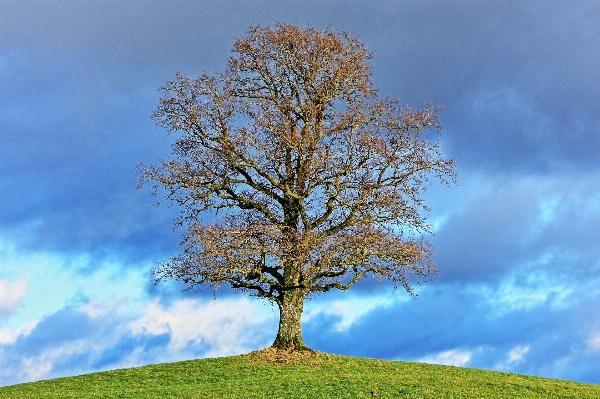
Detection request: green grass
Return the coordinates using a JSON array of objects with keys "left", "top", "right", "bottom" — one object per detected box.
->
[{"left": 1, "top": 349, "right": 598, "bottom": 398}]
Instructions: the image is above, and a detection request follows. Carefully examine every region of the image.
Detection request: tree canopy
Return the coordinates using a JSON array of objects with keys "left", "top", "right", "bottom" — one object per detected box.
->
[{"left": 139, "top": 23, "right": 457, "bottom": 350}]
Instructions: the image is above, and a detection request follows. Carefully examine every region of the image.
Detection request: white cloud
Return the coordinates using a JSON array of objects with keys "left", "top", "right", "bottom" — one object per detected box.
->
[
  {"left": 80, "top": 298, "right": 126, "bottom": 319},
  {"left": 507, "top": 345, "right": 530, "bottom": 363},
  {"left": 12, "top": 357, "right": 53, "bottom": 384},
  {"left": 4, "top": 339, "right": 95, "bottom": 385},
  {"left": 484, "top": 265, "right": 574, "bottom": 316},
  {"left": 587, "top": 333, "right": 600, "bottom": 352},
  {"left": 0, "top": 321, "right": 37, "bottom": 345},
  {"left": 0, "top": 278, "right": 28, "bottom": 316},
  {"left": 417, "top": 349, "right": 472, "bottom": 367},
  {"left": 0, "top": 238, "right": 150, "bottom": 331},
  {"left": 1, "top": 296, "right": 276, "bottom": 386},
  {"left": 494, "top": 345, "right": 530, "bottom": 371},
  {"left": 129, "top": 297, "right": 274, "bottom": 357},
  {"left": 304, "top": 294, "right": 400, "bottom": 332}
]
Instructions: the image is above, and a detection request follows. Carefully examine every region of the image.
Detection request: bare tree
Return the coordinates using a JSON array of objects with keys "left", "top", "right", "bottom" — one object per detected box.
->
[{"left": 138, "top": 23, "right": 457, "bottom": 350}]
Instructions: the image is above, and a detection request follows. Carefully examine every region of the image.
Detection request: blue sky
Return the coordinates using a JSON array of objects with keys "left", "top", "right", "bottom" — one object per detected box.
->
[{"left": 1, "top": 0, "right": 600, "bottom": 386}]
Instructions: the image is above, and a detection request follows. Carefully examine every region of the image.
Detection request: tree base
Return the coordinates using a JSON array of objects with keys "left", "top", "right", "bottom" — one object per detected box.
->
[
  {"left": 271, "top": 336, "right": 312, "bottom": 352},
  {"left": 244, "top": 347, "right": 323, "bottom": 364},
  {"left": 271, "top": 342, "right": 313, "bottom": 352}
]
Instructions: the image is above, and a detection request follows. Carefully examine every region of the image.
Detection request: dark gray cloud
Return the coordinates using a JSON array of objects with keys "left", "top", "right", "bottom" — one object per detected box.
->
[
  {"left": 2, "top": 1, "right": 598, "bottom": 256},
  {"left": 433, "top": 174, "right": 600, "bottom": 283},
  {"left": 0, "top": 52, "right": 178, "bottom": 261},
  {"left": 363, "top": 1, "right": 600, "bottom": 172}
]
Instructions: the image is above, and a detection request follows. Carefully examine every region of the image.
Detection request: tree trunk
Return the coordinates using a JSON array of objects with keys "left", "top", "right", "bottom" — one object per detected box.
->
[{"left": 272, "top": 288, "right": 310, "bottom": 350}]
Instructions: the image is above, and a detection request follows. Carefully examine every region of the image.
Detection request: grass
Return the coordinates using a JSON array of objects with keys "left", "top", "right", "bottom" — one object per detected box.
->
[{"left": 1, "top": 348, "right": 598, "bottom": 398}]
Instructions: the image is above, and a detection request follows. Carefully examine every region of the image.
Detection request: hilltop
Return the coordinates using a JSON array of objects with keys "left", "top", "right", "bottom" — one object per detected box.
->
[{"left": 1, "top": 348, "right": 598, "bottom": 398}]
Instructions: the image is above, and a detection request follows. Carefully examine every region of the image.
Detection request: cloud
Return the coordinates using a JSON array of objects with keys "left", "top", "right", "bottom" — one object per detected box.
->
[
  {"left": 494, "top": 345, "right": 530, "bottom": 371},
  {"left": 416, "top": 345, "right": 532, "bottom": 373},
  {"left": 0, "top": 278, "right": 27, "bottom": 317},
  {"left": 417, "top": 349, "right": 473, "bottom": 367},
  {"left": 304, "top": 273, "right": 600, "bottom": 383},
  {"left": 304, "top": 294, "right": 401, "bottom": 332},
  {"left": 588, "top": 333, "right": 600, "bottom": 353},
  {"left": 0, "top": 240, "right": 156, "bottom": 333},
  {"left": 295, "top": 170, "right": 600, "bottom": 384},
  {"left": 128, "top": 297, "right": 275, "bottom": 357},
  {"left": 3, "top": 1, "right": 599, "bottom": 262},
  {"left": 0, "top": 307, "right": 102, "bottom": 385},
  {"left": 0, "top": 321, "right": 37, "bottom": 346},
  {"left": 0, "top": 296, "right": 275, "bottom": 386},
  {"left": 446, "top": 85, "right": 600, "bottom": 173},
  {"left": 433, "top": 172, "right": 600, "bottom": 283},
  {"left": 0, "top": 58, "right": 178, "bottom": 261},
  {"left": 363, "top": 3, "right": 600, "bottom": 174}
]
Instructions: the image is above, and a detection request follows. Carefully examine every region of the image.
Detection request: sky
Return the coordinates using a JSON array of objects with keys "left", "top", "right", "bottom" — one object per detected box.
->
[{"left": 1, "top": 0, "right": 600, "bottom": 387}]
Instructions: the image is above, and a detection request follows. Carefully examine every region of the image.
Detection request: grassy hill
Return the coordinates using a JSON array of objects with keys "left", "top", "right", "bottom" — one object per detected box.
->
[{"left": 1, "top": 348, "right": 598, "bottom": 398}]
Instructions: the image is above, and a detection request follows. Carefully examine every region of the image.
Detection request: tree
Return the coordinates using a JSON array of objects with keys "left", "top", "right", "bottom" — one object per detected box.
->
[{"left": 138, "top": 23, "right": 457, "bottom": 351}]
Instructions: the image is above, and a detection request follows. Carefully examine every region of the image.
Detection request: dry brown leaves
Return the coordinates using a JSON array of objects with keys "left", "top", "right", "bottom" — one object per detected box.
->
[{"left": 241, "top": 347, "right": 332, "bottom": 366}]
